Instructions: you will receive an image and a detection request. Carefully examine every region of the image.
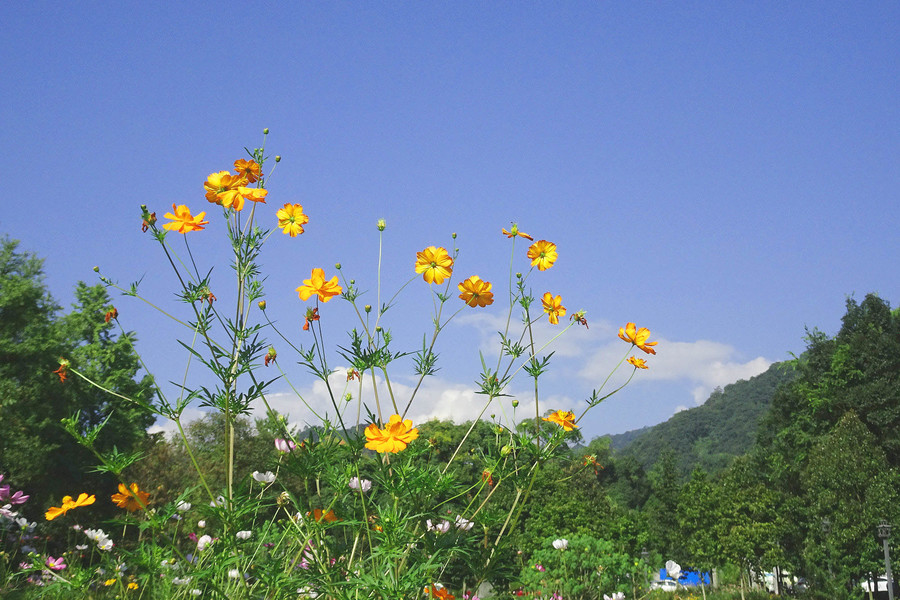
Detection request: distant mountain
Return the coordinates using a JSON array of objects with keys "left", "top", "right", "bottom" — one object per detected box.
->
[{"left": 605, "top": 361, "right": 797, "bottom": 477}]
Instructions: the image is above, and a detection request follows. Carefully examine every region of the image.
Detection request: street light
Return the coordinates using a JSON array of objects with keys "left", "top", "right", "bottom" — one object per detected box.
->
[{"left": 878, "top": 520, "right": 894, "bottom": 600}]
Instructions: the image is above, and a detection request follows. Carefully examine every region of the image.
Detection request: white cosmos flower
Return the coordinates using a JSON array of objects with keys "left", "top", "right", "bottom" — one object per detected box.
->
[
  {"left": 552, "top": 538, "right": 569, "bottom": 550},
  {"left": 236, "top": 530, "right": 252, "bottom": 540},
  {"left": 455, "top": 515, "right": 474, "bottom": 531},
  {"left": 176, "top": 501, "right": 192, "bottom": 512},
  {"left": 427, "top": 519, "right": 451, "bottom": 533},
  {"left": 197, "top": 535, "right": 213, "bottom": 551},
  {"left": 252, "top": 471, "right": 276, "bottom": 484},
  {"left": 348, "top": 477, "right": 372, "bottom": 492}
]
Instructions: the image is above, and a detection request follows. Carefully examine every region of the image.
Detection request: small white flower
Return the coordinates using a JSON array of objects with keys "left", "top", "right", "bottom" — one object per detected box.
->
[
  {"left": 252, "top": 471, "right": 276, "bottom": 484},
  {"left": 552, "top": 538, "right": 569, "bottom": 550},
  {"left": 75, "top": 544, "right": 88, "bottom": 550},
  {"left": 190, "top": 589, "right": 202, "bottom": 596},
  {"left": 210, "top": 495, "right": 226, "bottom": 508},
  {"left": 455, "top": 515, "right": 474, "bottom": 531},
  {"left": 427, "top": 519, "right": 451, "bottom": 533},
  {"left": 197, "top": 520, "right": 206, "bottom": 528},
  {"left": 348, "top": 477, "right": 372, "bottom": 492},
  {"left": 604, "top": 594, "right": 625, "bottom": 600},
  {"left": 236, "top": 530, "right": 252, "bottom": 540},
  {"left": 173, "top": 576, "right": 192, "bottom": 585},
  {"left": 197, "top": 534, "right": 213, "bottom": 551},
  {"left": 176, "top": 501, "right": 192, "bottom": 512},
  {"left": 228, "top": 568, "right": 240, "bottom": 579}
]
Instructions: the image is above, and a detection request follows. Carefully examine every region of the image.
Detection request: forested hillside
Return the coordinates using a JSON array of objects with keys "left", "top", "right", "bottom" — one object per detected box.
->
[{"left": 606, "top": 360, "right": 797, "bottom": 477}]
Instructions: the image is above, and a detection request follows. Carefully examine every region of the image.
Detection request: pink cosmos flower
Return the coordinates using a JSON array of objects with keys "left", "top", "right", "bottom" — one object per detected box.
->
[
  {"left": 275, "top": 438, "right": 297, "bottom": 453},
  {"left": 45, "top": 556, "right": 66, "bottom": 571}
]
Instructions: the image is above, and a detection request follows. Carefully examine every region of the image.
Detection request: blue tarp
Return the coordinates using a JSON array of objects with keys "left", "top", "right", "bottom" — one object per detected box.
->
[{"left": 658, "top": 568, "right": 711, "bottom": 586}]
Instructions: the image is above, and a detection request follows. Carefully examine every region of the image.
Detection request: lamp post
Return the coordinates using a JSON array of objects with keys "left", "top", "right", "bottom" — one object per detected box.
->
[{"left": 878, "top": 520, "right": 894, "bottom": 600}]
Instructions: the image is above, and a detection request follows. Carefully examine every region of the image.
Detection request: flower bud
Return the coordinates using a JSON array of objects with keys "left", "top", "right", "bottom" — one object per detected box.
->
[
  {"left": 275, "top": 155, "right": 281, "bottom": 163},
  {"left": 451, "top": 232, "right": 457, "bottom": 239},
  {"left": 263, "top": 128, "right": 269, "bottom": 134},
  {"left": 364, "top": 305, "right": 372, "bottom": 313},
  {"left": 335, "top": 263, "right": 342, "bottom": 270},
  {"left": 350, "top": 279, "right": 355, "bottom": 285},
  {"left": 93, "top": 266, "right": 100, "bottom": 273},
  {"left": 258, "top": 300, "right": 267, "bottom": 310},
  {"left": 511, "top": 399, "right": 519, "bottom": 408},
  {"left": 501, "top": 445, "right": 513, "bottom": 456},
  {"left": 516, "top": 272, "right": 522, "bottom": 279},
  {"left": 377, "top": 218, "right": 386, "bottom": 231},
  {"left": 375, "top": 326, "right": 382, "bottom": 333}
]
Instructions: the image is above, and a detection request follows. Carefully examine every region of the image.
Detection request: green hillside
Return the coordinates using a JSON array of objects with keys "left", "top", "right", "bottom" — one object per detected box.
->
[{"left": 605, "top": 360, "right": 797, "bottom": 477}]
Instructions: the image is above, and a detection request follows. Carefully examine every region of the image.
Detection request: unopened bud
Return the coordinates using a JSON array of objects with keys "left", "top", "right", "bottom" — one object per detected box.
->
[
  {"left": 364, "top": 305, "right": 372, "bottom": 313},
  {"left": 335, "top": 263, "right": 342, "bottom": 270},
  {"left": 451, "top": 232, "right": 457, "bottom": 239},
  {"left": 263, "top": 128, "right": 269, "bottom": 135},
  {"left": 516, "top": 272, "right": 522, "bottom": 279},
  {"left": 350, "top": 279, "right": 355, "bottom": 285},
  {"left": 501, "top": 445, "right": 513, "bottom": 456},
  {"left": 258, "top": 300, "right": 267, "bottom": 310},
  {"left": 375, "top": 326, "right": 382, "bottom": 333},
  {"left": 511, "top": 399, "right": 519, "bottom": 408},
  {"left": 93, "top": 266, "right": 100, "bottom": 273},
  {"left": 377, "top": 218, "right": 386, "bottom": 231},
  {"left": 275, "top": 155, "right": 281, "bottom": 163}
]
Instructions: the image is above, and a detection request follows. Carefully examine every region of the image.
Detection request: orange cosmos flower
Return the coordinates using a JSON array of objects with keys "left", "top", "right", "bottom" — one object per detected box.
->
[
  {"left": 618, "top": 323, "right": 658, "bottom": 355},
  {"left": 527, "top": 240, "right": 558, "bottom": 271},
  {"left": 501, "top": 224, "right": 533, "bottom": 240},
  {"left": 45, "top": 492, "right": 96, "bottom": 521},
  {"left": 541, "top": 292, "right": 566, "bottom": 325},
  {"left": 414, "top": 246, "right": 453, "bottom": 284},
  {"left": 542, "top": 410, "right": 577, "bottom": 431},
  {"left": 239, "top": 187, "right": 268, "bottom": 204},
  {"left": 458, "top": 275, "right": 494, "bottom": 307},
  {"left": 627, "top": 356, "right": 649, "bottom": 369},
  {"left": 104, "top": 308, "right": 118, "bottom": 323},
  {"left": 302, "top": 307, "right": 320, "bottom": 330},
  {"left": 53, "top": 361, "right": 69, "bottom": 383},
  {"left": 310, "top": 508, "right": 339, "bottom": 523},
  {"left": 276, "top": 203, "right": 309, "bottom": 237},
  {"left": 297, "top": 268, "right": 342, "bottom": 303},
  {"left": 365, "top": 414, "right": 419, "bottom": 453},
  {"left": 426, "top": 587, "right": 455, "bottom": 600},
  {"left": 111, "top": 483, "right": 150, "bottom": 512},
  {"left": 204, "top": 171, "right": 248, "bottom": 210},
  {"left": 234, "top": 159, "right": 261, "bottom": 183},
  {"left": 163, "top": 204, "right": 209, "bottom": 234}
]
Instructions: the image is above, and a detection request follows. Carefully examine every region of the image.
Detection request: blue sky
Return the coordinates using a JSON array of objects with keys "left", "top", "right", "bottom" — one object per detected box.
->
[{"left": 2, "top": 2, "right": 898, "bottom": 438}]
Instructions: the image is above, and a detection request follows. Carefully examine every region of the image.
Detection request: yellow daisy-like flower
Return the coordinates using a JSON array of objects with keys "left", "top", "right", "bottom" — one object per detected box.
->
[
  {"left": 297, "top": 268, "right": 342, "bottom": 303},
  {"left": 527, "top": 240, "right": 558, "bottom": 271},
  {"left": 239, "top": 187, "right": 268, "bottom": 204},
  {"left": 414, "top": 246, "right": 453, "bottom": 284},
  {"left": 541, "top": 292, "right": 566, "bottom": 325},
  {"left": 365, "top": 414, "right": 419, "bottom": 453},
  {"left": 111, "top": 483, "right": 150, "bottom": 512},
  {"left": 627, "top": 356, "right": 649, "bottom": 369},
  {"left": 234, "top": 158, "right": 261, "bottom": 183},
  {"left": 618, "top": 322, "right": 658, "bottom": 355},
  {"left": 204, "top": 171, "right": 248, "bottom": 210},
  {"left": 162, "top": 204, "right": 209, "bottom": 234},
  {"left": 542, "top": 410, "right": 577, "bottom": 431},
  {"left": 127, "top": 582, "right": 139, "bottom": 590},
  {"left": 104, "top": 579, "right": 116, "bottom": 587},
  {"left": 458, "top": 275, "right": 494, "bottom": 307},
  {"left": 45, "top": 492, "right": 96, "bottom": 521},
  {"left": 276, "top": 203, "right": 309, "bottom": 237}
]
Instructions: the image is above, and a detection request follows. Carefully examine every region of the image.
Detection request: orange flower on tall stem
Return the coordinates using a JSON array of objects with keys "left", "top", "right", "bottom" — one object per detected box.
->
[
  {"left": 501, "top": 223, "right": 533, "bottom": 240},
  {"left": 163, "top": 205, "right": 209, "bottom": 234},
  {"left": 204, "top": 171, "right": 248, "bottom": 210},
  {"left": 365, "top": 414, "right": 419, "bottom": 453},
  {"left": 234, "top": 159, "right": 261, "bottom": 183},
  {"left": 627, "top": 356, "right": 649, "bottom": 369},
  {"left": 276, "top": 203, "right": 309, "bottom": 237},
  {"left": 541, "top": 292, "right": 566, "bottom": 324},
  {"left": 414, "top": 246, "right": 453, "bottom": 284},
  {"left": 302, "top": 307, "right": 320, "bottom": 330},
  {"left": 239, "top": 187, "right": 268, "bottom": 204},
  {"left": 542, "top": 410, "right": 577, "bottom": 431},
  {"left": 458, "top": 276, "right": 494, "bottom": 307},
  {"left": 111, "top": 483, "right": 150, "bottom": 512},
  {"left": 526, "top": 240, "right": 558, "bottom": 271},
  {"left": 297, "top": 269, "right": 342, "bottom": 303},
  {"left": 53, "top": 361, "right": 69, "bottom": 383},
  {"left": 310, "top": 508, "right": 338, "bottom": 523},
  {"left": 618, "top": 322, "right": 658, "bottom": 355},
  {"left": 427, "top": 586, "right": 455, "bottom": 600},
  {"left": 45, "top": 492, "right": 96, "bottom": 521}
]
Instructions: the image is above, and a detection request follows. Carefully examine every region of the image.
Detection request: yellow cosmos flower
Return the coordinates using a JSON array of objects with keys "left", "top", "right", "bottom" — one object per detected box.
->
[
  {"left": 501, "top": 224, "right": 533, "bottom": 240},
  {"left": 234, "top": 158, "right": 261, "bottom": 183},
  {"left": 527, "top": 240, "right": 558, "bottom": 271},
  {"left": 543, "top": 410, "right": 577, "bottom": 431},
  {"left": 541, "top": 292, "right": 566, "bottom": 325},
  {"left": 111, "top": 483, "right": 150, "bottom": 512},
  {"left": 45, "top": 492, "right": 96, "bottom": 521},
  {"left": 204, "top": 171, "right": 248, "bottom": 210},
  {"left": 127, "top": 582, "right": 139, "bottom": 590},
  {"left": 618, "top": 322, "right": 658, "bottom": 355},
  {"left": 297, "top": 268, "right": 342, "bottom": 303},
  {"left": 627, "top": 356, "right": 649, "bottom": 369},
  {"left": 458, "top": 275, "right": 494, "bottom": 307},
  {"left": 163, "top": 204, "right": 209, "bottom": 234},
  {"left": 276, "top": 203, "right": 309, "bottom": 237},
  {"left": 414, "top": 246, "right": 453, "bottom": 284},
  {"left": 239, "top": 187, "right": 268, "bottom": 204},
  {"left": 365, "top": 414, "right": 419, "bottom": 453},
  {"left": 104, "top": 579, "right": 116, "bottom": 587}
]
